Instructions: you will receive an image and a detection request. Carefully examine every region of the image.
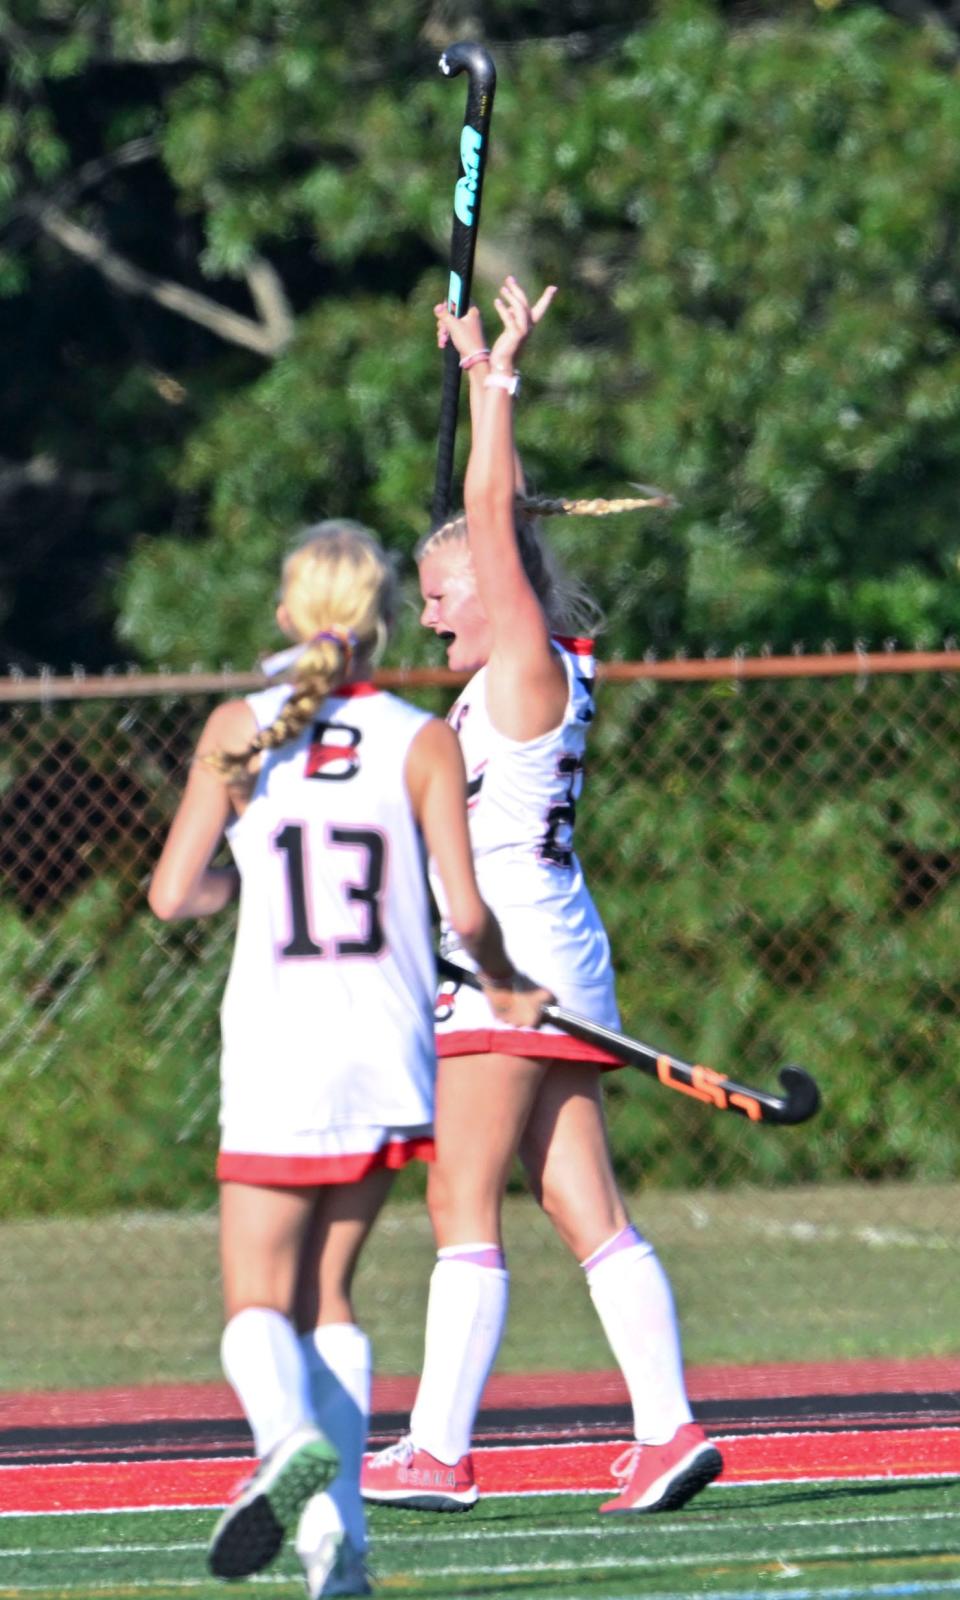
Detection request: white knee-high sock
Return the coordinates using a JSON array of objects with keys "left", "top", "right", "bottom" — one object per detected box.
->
[
  {"left": 409, "top": 1245, "right": 508, "bottom": 1465},
  {"left": 584, "top": 1228, "right": 694, "bottom": 1444},
  {"left": 220, "top": 1306, "right": 315, "bottom": 1458},
  {"left": 297, "top": 1323, "right": 371, "bottom": 1553}
]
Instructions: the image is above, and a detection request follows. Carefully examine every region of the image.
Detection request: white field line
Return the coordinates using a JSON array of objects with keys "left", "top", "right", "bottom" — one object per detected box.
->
[
  {"left": 4, "top": 1468, "right": 960, "bottom": 1518},
  {"left": 3, "top": 1505, "right": 960, "bottom": 1559},
  {"left": 2, "top": 1541, "right": 959, "bottom": 1584},
  {"left": 2, "top": 1426, "right": 958, "bottom": 1476},
  {"left": 415, "top": 1548, "right": 960, "bottom": 1577},
  {"left": 3, "top": 1555, "right": 960, "bottom": 1597},
  {"left": 589, "top": 1587, "right": 960, "bottom": 1600},
  {"left": 681, "top": 1205, "right": 957, "bottom": 1252},
  {"left": 5, "top": 1585, "right": 960, "bottom": 1600}
]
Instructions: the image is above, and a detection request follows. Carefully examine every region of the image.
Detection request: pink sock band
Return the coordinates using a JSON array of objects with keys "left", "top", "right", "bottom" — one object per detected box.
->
[
  {"left": 438, "top": 1244, "right": 506, "bottom": 1270},
  {"left": 580, "top": 1223, "right": 647, "bottom": 1274}
]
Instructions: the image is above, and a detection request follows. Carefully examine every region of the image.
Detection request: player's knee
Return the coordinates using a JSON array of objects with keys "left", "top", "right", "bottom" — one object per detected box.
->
[
  {"left": 426, "top": 1162, "right": 453, "bottom": 1232},
  {"left": 539, "top": 1177, "right": 627, "bottom": 1260},
  {"left": 427, "top": 1169, "right": 500, "bottom": 1245},
  {"left": 536, "top": 1183, "right": 582, "bottom": 1254}
]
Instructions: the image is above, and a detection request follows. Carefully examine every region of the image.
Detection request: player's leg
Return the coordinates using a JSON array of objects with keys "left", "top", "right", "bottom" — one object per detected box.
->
[
  {"left": 220, "top": 1180, "right": 331, "bottom": 1453},
  {"left": 362, "top": 1052, "right": 545, "bottom": 1510},
  {"left": 293, "top": 1168, "right": 394, "bottom": 1597},
  {"left": 412, "top": 1052, "right": 543, "bottom": 1462},
  {"left": 429, "top": 1050, "right": 547, "bottom": 1245},
  {"left": 518, "top": 1066, "right": 722, "bottom": 1512},
  {"left": 518, "top": 1062, "right": 627, "bottom": 1257},
  {"left": 209, "top": 1183, "right": 339, "bottom": 1579}
]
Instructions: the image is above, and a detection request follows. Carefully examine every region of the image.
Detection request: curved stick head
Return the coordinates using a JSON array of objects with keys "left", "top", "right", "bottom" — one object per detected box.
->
[
  {"left": 438, "top": 40, "right": 497, "bottom": 88},
  {"left": 773, "top": 1066, "right": 821, "bottom": 1125}
]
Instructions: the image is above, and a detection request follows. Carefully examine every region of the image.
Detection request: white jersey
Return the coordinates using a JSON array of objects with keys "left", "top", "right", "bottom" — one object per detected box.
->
[
  {"left": 219, "top": 682, "right": 437, "bottom": 1163},
  {"left": 432, "top": 638, "right": 621, "bottom": 1060}
]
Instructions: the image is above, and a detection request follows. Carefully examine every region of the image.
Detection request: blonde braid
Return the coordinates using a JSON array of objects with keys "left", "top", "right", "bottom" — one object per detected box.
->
[
  {"left": 518, "top": 488, "right": 678, "bottom": 517},
  {"left": 417, "top": 486, "right": 675, "bottom": 558},
  {"left": 416, "top": 485, "right": 674, "bottom": 637},
  {"left": 204, "top": 633, "right": 352, "bottom": 788},
  {"left": 203, "top": 518, "right": 395, "bottom": 787}
]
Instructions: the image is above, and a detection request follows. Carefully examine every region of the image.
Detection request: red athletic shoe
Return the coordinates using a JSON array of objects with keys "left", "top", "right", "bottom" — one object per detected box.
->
[
  {"left": 599, "top": 1422, "right": 723, "bottom": 1514},
  {"left": 360, "top": 1434, "right": 477, "bottom": 1511}
]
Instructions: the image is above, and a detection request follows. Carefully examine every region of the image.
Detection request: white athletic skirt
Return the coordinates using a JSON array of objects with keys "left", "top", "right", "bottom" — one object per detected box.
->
[
  {"left": 434, "top": 972, "right": 623, "bottom": 1068},
  {"left": 217, "top": 1123, "right": 434, "bottom": 1186}
]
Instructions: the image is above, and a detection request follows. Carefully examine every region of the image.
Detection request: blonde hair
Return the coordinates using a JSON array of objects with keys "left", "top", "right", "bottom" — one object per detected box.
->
[
  {"left": 416, "top": 489, "right": 674, "bottom": 637},
  {"left": 207, "top": 519, "right": 397, "bottom": 785}
]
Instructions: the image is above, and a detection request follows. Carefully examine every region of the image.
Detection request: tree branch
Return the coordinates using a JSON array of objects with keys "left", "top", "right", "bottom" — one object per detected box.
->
[
  {"left": 23, "top": 200, "right": 294, "bottom": 357},
  {"left": 244, "top": 257, "right": 296, "bottom": 350},
  {"left": 66, "top": 136, "right": 161, "bottom": 205}
]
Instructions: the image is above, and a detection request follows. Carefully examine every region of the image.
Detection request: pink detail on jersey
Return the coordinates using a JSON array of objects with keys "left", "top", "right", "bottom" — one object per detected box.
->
[
  {"left": 466, "top": 758, "right": 487, "bottom": 809},
  {"left": 580, "top": 1224, "right": 647, "bottom": 1275},
  {"left": 440, "top": 1245, "right": 506, "bottom": 1270},
  {"left": 217, "top": 1137, "right": 434, "bottom": 1186},
  {"left": 331, "top": 682, "right": 379, "bottom": 698},
  {"left": 553, "top": 636, "right": 595, "bottom": 657},
  {"left": 305, "top": 741, "right": 359, "bottom": 776}
]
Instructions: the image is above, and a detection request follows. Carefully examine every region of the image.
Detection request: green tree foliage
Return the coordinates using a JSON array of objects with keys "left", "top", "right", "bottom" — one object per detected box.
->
[
  {"left": 4, "top": 2, "right": 960, "bottom": 666},
  {"left": 581, "top": 672, "right": 960, "bottom": 1190}
]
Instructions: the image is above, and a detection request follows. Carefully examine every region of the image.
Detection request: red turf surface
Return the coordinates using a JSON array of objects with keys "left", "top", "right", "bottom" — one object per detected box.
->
[
  {"left": 3, "top": 1429, "right": 960, "bottom": 1514},
  {"left": 2, "top": 1358, "right": 958, "bottom": 1514},
  {"left": 3, "top": 1356, "right": 960, "bottom": 1429}
]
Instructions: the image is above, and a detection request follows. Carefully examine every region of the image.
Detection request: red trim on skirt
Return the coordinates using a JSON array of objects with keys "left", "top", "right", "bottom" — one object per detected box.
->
[
  {"left": 436, "top": 1028, "right": 623, "bottom": 1069},
  {"left": 217, "top": 1136, "right": 435, "bottom": 1186}
]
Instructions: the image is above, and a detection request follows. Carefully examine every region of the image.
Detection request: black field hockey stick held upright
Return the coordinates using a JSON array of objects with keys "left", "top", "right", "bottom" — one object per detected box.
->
[
  {"left": 432, "top": 41, "right": 497, "bottom": 527},
  {"left": 437, "top": 958, "right": 821, "bottom": 1126}
]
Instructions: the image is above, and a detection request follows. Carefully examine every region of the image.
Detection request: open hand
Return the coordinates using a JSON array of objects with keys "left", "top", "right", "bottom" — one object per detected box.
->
[
  {"left": 434, "top": 277, "right": 557, "bottom": 367},
  {"left": 489, "top": 276, "right": 557, "bottom": 370}
]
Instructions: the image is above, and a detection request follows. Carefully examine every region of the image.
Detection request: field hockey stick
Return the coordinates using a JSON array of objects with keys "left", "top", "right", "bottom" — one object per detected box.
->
[
  {"left": 431, "top": 40, "right": 497, "bottom": 527},
  {"left": 436, "top": 958, "right": 821, "bottom": 1126}
]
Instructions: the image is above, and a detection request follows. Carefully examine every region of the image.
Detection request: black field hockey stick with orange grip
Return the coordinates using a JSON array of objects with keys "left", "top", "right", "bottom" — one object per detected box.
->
[
  {"left": 436, "top": 958, "right": 821, "bottom": 1125},
  {"left": 432, "top": 40, "right": 497, "bottom": 527}
]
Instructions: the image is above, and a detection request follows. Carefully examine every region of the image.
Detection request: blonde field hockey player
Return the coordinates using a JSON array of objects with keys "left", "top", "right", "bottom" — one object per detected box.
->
[
  {"left": 360, "top": 281, "right": 723, "bottom": 1518},
  {"left": 149, "top": 521, "right": 551, "bottom": 1596}
]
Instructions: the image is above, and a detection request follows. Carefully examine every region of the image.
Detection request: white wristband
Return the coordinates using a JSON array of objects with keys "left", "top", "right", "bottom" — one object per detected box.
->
[{"left": 483, "top": 371, "right": 521, "bottom": 397}]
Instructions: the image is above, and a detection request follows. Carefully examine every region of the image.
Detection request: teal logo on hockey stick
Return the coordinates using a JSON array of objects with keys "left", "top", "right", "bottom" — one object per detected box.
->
[{"left": 454, "top": 126, "right": 484, "bottom": 226}]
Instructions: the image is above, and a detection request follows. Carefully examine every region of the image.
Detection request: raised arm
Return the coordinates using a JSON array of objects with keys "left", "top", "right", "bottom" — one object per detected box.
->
[
  {"left": 436, "top": 279, "right": 567, "bottom": 741},
  {"left": 457, "top": 309, "right": 526, "bottom": 499}
]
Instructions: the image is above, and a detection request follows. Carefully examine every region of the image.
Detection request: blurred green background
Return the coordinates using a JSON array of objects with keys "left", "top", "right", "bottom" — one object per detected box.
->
[{"left": 5, "top": 0, "right": 960, "bottom": 671}]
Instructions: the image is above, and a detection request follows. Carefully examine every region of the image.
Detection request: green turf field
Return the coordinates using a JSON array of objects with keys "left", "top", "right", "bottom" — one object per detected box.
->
[
  {"left": 1, "top": 1181, "right": 958, "bottom": 1391},
  {"left": 2, "top": 1484, "right": 959, "bottom": 1598}
]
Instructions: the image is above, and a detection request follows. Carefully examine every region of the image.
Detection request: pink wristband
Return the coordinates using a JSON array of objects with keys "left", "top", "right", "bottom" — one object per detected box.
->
[{"left": 459, "top": 348, "right": 490, "bottom": 371}]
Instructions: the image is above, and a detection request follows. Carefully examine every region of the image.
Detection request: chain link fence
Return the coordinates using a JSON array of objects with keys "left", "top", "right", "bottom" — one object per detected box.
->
[
  {"left": 1, "top": 654, "right": 959, "bottom": 1387},
  {"left": 1, "top": 653, "right": 959, "bottom": 1214}
]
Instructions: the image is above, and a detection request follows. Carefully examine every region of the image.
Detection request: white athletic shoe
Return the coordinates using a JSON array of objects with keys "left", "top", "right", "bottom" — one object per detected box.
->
[
  {"left": 207, "top": 1424, "right": 339, "bottom": 1579},
  {"left": 296, "top": 1493, "right": 371, "bottom": 1597},
  {"left": 298, "top": 1529, "right": 371, "bottom": 1597}
]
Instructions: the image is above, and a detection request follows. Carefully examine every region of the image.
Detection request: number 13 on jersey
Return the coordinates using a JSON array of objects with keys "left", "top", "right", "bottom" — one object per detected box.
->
[{"left": 273, "top": 822, "right": 386, "bottom": 959}]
